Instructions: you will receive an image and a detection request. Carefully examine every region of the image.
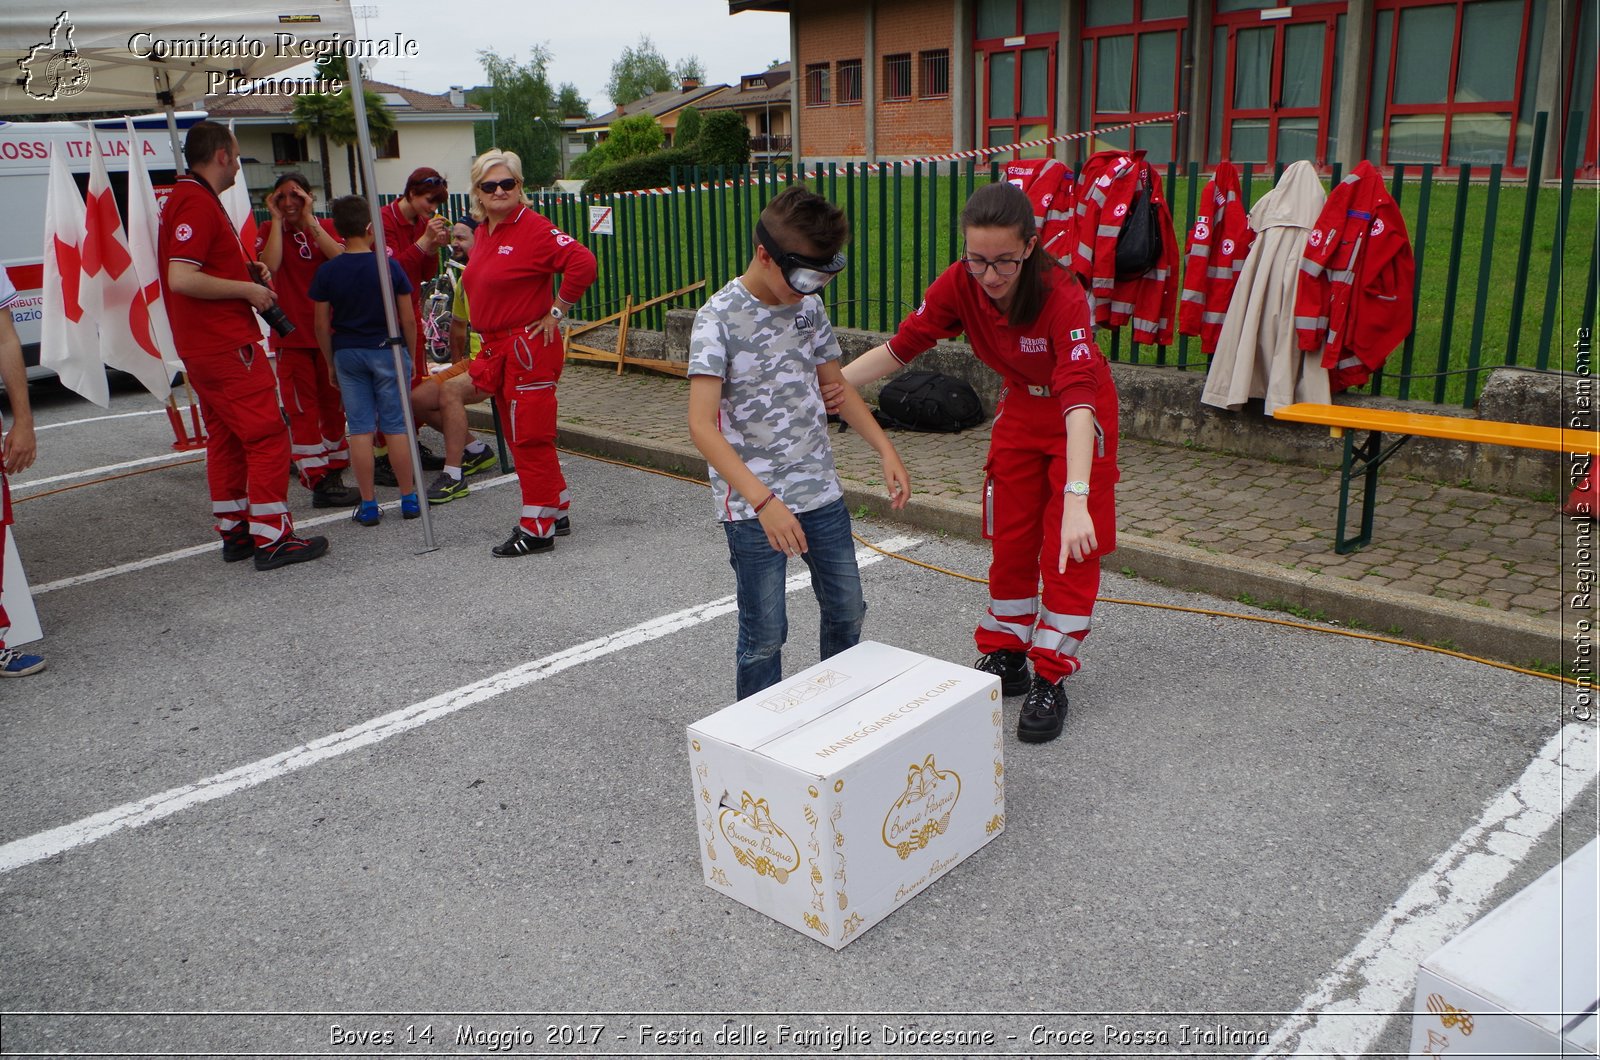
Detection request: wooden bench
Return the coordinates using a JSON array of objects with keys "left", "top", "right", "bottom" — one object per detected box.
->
[{"left": 1273, "top": 402, "right": 1600, "bottom": 553}]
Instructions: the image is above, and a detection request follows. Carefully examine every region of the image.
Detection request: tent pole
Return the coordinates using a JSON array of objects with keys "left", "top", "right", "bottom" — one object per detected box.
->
[
  {"left": 346, "top": 60, "right": 438, "bottom": 551},
  {"left": 158, "top": 70, "right": 185, "bottom": 172}
]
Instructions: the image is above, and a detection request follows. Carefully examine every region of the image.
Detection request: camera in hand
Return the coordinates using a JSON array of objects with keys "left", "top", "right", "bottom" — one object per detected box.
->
[{"left": 255, "top": 277, "right": 295, "bottom": 337}]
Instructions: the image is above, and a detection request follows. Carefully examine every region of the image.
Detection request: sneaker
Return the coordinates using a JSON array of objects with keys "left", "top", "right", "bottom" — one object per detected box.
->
[
  {"left": 254, "top": 533, "right": 330, "bottom": 571},
  {"left": 352, "top": 502, "right": 381, "bottom": 527},
  {"left": 414, "top": 442, "right": 446, "bottom": 471},
  {"left": 220, "top": 526, "right": 255, "bottom": 563},
  {"left": 0, "top": 647, "right": 47, "bottom": 678},
  {"left": 426, "top": 472, "right": 468, "bottom": 505},
  {"left": 974, "top": 649, "right": 1030, "bottom": 697},
  {"left": 372, "top": 456, "right": 399, "bottom": 488},
  {"left": 311, "top": 470, "right": 361, "bottom": 509},
  {"left": 1016, "top": 674, "right": 1068, "bottom": 744},
  {"left": 491, "top": 527, "right": 554, "bottom": 557},
  {"left": 461, "top": 448, "right": 497, "bottom": 476},
  {"left": 401, "top": 493, "right": 421, "bottom": 520},
  {"left": 554, "top": 515, "right": 571, "bottom": 537}
]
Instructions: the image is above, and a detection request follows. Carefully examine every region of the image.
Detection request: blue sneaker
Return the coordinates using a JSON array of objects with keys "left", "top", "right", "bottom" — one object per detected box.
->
[
  {"left": 353, "top": 501, "right": 381, "bottom": 527},
  {"left": 0, "top": 647, "right": 47, "bottom": 677},
  {"left": 400, "top": 493, "right": 422, "bottom": 520}
]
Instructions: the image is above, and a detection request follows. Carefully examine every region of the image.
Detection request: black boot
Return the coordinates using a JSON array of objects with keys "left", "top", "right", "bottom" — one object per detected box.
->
[
  {"left": 1016, "top": 674, "right": 1067, "bottom": 743},
  {"left": 974, "top": 649, "right": 1030, "bottom": 697}
]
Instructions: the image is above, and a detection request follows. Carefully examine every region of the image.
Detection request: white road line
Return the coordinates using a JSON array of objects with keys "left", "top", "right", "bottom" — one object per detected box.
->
[
  {"left": 0, "top": 535, "right": 920, "bottom": 876},
  {"left": 36, "top": 407, "right": 179, "bottom": 432},
  {"left": 33, "top": 473, "right": 522, "bottom": 595},
  {"left": 13, "top": 450, "right": 201, "bottom": 491},
  {"left": 1257, "top": 722, "right": 1598, "bottom": 1057}
]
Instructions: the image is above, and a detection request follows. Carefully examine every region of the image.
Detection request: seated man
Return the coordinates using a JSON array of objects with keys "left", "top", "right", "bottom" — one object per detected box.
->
[{"left": 411, "top": 217, "right": 499, "bottom": 504}]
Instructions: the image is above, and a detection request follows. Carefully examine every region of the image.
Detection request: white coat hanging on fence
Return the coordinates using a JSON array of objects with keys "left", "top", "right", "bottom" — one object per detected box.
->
[{"left": 1200, "top": 160, "right": 1329, "bottom": 416}]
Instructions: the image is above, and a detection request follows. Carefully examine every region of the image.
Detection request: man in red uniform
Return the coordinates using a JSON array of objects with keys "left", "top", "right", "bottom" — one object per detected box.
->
[
  {"left": 257, "top": 172, "right": 359, "bottom": 508},
  {"left": 158, "top": 121, "right": 328, "bottom": 571},
  {"left": 372, "top": 166, "right": 451, "bottom": 485}
]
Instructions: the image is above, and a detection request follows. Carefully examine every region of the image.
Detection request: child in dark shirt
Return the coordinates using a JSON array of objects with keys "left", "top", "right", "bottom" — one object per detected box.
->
[{"left": 309, "top": 196, "right": 420, "bottom": 526}]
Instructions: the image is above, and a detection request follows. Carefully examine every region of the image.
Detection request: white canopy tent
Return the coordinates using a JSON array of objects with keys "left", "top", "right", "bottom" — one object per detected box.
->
[{"left": 2, "top": 0, "right": 438, "bottom": 546}]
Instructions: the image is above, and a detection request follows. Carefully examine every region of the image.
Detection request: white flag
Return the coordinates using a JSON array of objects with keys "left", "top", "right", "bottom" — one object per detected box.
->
[
  {"left": 40, "top": 142, "right": 109, "bottom": 408},
  {"left": 122, "top": 118, "right": 183, "bottom": 385},
  {"left": 87, "top": 128, "right": 171, "bottom": 401},
  {"left": 222, "top": 119, "right": 271, "bottom": 344}
]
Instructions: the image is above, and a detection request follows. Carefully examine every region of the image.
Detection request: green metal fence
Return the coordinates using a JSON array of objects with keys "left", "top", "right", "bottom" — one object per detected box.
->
[{"left": 391, "top": 110, "right": 1596, "bottom": 409}]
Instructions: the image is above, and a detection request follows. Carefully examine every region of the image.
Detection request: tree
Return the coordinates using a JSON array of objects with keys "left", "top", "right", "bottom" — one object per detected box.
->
[
  {"left": 329, "top": 88, "right": 396, "bottom": 196},
  {"left": 605, "top": 35, "right": 703, "bottom": 108},
  {"left": 555, "top": 83, "right": 588, "bottom": 120},
  {"left": 291, "top": 93, "right": 340, "bottom": 198},
  {"left": 470, "top": 46, "right": 562, "bottom": 187},
  {"left": 606, "top": 113, "right": 665, "bottom": 164},
  {"left": 696, "top": 109, "right": 750, "bottom": 168},
  {"left": 673, "top": 105, "right": 702, "bottom": 149}
]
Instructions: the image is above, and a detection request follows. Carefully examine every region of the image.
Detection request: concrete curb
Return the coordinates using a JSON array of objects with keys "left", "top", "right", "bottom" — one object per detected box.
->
[{"left": 470, "top": 409, "right": 1564, "bottom": 669}]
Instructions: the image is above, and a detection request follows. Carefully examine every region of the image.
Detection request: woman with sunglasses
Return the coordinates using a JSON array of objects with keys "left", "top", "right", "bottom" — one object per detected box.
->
[
  {"left": 258, "top": 172, "right": 359, "bottom": 509},
  {"left": 838, "top": 181, "right": 1119, "bottom": 745},
  {"left": 460, "top": 149, "right": 597, "bottom": 557},
  {"left": 378, "top": 167, "right": 453, "bottom": 383}
]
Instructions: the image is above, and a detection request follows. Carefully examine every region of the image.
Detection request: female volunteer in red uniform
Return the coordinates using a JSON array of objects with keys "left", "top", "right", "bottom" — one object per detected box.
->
[
  {"left": 461, "top": 149, "right": 597, "bottom": 557},
  {"left": 841, "top": 182, "right": 1119, "bottom": 744}
]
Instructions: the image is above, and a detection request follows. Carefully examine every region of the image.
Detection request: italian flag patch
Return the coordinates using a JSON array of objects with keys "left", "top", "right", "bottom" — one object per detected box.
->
[{"left": 1069, "top": 328, "right": 1088, "bottom": 341}]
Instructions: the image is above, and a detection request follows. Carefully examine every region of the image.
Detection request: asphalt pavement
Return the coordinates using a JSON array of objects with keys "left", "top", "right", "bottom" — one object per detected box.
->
[{"left": 0, "top": 377, "right": 1594, "bottom": 1059}]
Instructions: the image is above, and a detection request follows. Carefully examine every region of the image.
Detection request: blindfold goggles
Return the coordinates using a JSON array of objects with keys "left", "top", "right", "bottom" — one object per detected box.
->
[{"left": 755, "top": 220, "right": 846, "bottom": 295}]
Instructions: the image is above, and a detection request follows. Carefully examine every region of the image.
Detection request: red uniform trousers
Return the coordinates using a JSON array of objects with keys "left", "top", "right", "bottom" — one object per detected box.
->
[
  {"left": 184, "top": 344, "right": 295, "bottom": 546},
  {"left": 275, "top": 345, "right": 350, "bottom": 490},
  {"left": 473, "top": 327, "right": 569, "bottom": 538},
  {"left": 978, "top": 382, "right": 1119, "bottom": 683}
]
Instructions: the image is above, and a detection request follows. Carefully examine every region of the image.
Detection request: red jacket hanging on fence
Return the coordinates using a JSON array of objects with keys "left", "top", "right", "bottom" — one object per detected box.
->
[
  {"left": 1070, "top": 149, "right": 1179, "bottom": 345},
  {"left": 1294, "top": 160, "right": 1415, "bottom": 393},
  {"left": 1002, "top": 158, "right": 1076, "bottom": 264},
  {"left": 1178, "top": 162, "right": 1255, "bottom": 355}
]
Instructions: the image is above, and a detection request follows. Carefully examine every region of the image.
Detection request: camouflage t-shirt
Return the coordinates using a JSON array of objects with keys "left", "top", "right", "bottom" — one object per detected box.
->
[{"left": 689, "top": 279, "right": 844, "bottom": 521}]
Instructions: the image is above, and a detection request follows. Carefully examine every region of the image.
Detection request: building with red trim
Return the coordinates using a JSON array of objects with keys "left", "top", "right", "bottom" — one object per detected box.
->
[{"left": 731, "top": 0, "right": 1596, "bottom": 179}]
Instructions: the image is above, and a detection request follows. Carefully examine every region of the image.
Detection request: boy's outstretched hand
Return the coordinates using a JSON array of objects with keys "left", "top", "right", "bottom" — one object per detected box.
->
[
  {"left": 883, "top": 452, "right": 910, "bottom": 510},
  {"left": 758, "top": 497, "right": 807, "bottom": 556}
]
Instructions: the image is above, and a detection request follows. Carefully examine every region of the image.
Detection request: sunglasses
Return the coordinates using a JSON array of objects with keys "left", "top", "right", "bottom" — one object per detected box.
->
[
  {"left": 291, "top": 229, "right": 313, "bottom": 260},
  {"left": 755, "top": 220, "right": 846, "bottom": 295},
  {"left": 478, "top": 178, "right": 519, "bottom": 194},
  {"left": 415, "top": 175, "right": 447, "bottom": 187}
]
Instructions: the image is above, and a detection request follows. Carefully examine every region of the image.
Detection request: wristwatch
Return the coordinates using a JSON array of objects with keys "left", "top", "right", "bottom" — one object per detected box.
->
[
  {"left": 548, "top": 305, "right": 565, "bottom": 322},
  {"left": 1065, "top": 480, "right": 1090, "bottom": 497}
]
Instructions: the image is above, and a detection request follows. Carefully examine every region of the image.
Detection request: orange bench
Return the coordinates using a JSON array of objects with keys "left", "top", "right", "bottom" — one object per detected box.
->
[{"left": 1273, "top": 402, "right": 1600, "bottom": 553}]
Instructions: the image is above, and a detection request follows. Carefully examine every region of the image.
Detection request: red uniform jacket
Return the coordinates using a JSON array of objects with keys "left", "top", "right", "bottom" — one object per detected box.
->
[
  {"left": 1002, "top": 157, "right": 1076, "bottom": 264},
  {"left": 1071, "top": 149, "right": 1179, "bottom": 346},
  {"left": 1177, "top": 162, "right": 1255, "bottom": 355},
  {"left": 1294, "top": 160, "right": 1415, "bottom": 392}
]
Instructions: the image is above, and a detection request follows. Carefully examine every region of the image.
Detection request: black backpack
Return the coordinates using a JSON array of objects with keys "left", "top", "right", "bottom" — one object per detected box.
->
[
  {"left": 1114, "top": 167, "right": 1163, "bottom": 281},
  {"left": 872, "top": 370, "right": 987, "bottom": 432}
]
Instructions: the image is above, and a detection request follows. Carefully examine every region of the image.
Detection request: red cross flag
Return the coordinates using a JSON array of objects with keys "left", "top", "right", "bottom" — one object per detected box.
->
[
  {"left": 122, "top": 118, "right": 182, "bottom": 387},
  {"left": 87, "top": 128, "right": 172, "bottom": 401},
  {"left": 40, "top": 142, "right": 110, "bottom": 408}
]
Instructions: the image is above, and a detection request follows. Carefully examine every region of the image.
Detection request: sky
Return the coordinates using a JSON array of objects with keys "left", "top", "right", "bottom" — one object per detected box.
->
[{"left": 343, "top": 0, "right": 790, "bottom": 114}]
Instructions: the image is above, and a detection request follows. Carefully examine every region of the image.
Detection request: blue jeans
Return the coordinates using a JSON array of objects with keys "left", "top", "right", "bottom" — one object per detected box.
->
[
  {"left": 333, "top": 346, "right": 406, "bottom": 435},
  {"left": 722, "top": 497, "right": 866, "bottom": 700}
]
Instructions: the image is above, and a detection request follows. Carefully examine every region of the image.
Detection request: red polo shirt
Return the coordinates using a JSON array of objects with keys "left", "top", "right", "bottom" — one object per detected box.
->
[
  {"left": 256, "top": 217, "right": 342, "bottom": 350},
  {"left": 158, "top": 176, "right": 261, "bottom": 354},
  {"left": 887, "top": 262, "right": 1105, "bottom": 415},
  {"left": 379, "top": 199, "right": 438, "bottom": 294},
  {"left": 461, "top": 206, "right": 597, "bottom": 336}
]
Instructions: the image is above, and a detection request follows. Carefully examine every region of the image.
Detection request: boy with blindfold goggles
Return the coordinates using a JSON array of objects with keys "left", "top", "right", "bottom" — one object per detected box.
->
[{"left": 688, "top": 186, "right": 911, "bottom": 699}]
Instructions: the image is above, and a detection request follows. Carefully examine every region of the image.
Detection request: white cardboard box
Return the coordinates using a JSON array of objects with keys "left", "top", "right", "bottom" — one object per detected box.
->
[
  {"left": 1409, "top": 837, "right": 1598, "bottom": 1057},
  {"left": 687, "top": 641, "right": 1005, "bottom": 950}
]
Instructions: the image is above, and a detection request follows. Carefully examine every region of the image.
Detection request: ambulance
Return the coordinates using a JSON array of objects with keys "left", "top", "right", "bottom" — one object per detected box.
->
[{"left": 0, "top": 112, "right": 203, "bottom": 380}]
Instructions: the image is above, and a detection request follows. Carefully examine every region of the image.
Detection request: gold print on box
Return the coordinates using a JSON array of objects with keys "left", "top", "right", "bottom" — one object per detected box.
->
[
  {"left": 1426, "top": 994, "right": 1474, "bottom": 1035},
  {"left": 719, "top": 791, "right": 801, "bottom": 884},
  {"left": 831, "top": 801, "right": 848, "bottom": 910},
  {"left": 804, "top": 802, "right": 824, "bottom": 913},
  {"left": 694, "top": 760, "right": 717, "bottom": 861},
  {"left": 881, "top": 753, "right": 962, "bottom": 860}
]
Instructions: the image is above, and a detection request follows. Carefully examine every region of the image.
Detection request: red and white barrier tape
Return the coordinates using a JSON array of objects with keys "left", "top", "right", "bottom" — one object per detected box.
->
[{"left": 578, "top": 112, "right": 1186, "bottom": 201}]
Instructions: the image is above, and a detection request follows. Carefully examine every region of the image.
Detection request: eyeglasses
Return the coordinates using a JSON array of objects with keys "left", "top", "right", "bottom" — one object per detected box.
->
[
  {"left": 478, "top": 178, "right": 519, "bottom": 194},
  {"left": 415, "top": 175, "right": 447, "bottom": 187},
  {"left": 963, "top": 254, "right": 1024, "bottom": 278},
  {"left": 291, "top": 229, "right": 312, "bottom": 260},
  {"left": 755, "top": 220, "right": 846, "bottom": 295}
]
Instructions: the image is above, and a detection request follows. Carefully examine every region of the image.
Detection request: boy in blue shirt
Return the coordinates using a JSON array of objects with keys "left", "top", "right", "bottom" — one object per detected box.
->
[{"left": 309, "top": 196, "right": 420, "bottom": 525}]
